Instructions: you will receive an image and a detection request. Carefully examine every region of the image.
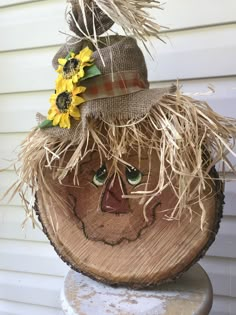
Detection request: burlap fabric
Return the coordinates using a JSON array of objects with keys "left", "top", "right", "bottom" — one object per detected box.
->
[
  {"left": 45, "top": 36, "right": 173, "bottom": 139},
  {"left": 68, "top": 0, "right": 114, "bottom": 37}
]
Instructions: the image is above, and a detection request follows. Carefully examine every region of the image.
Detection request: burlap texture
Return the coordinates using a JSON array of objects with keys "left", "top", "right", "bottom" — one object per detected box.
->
[{"left": 68, "top": 0, "right": 114, "bottom": 37}]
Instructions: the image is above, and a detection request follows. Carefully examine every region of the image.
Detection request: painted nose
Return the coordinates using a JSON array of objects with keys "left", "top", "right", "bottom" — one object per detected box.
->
[{"left": 101, "top": 174, "right": 130, "bottom": 214}]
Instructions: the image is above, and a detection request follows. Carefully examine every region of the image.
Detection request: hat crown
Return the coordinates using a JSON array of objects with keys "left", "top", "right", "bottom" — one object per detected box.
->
[
  {"left": 93, "top": 37, "right": 149, "bottom": 87},
  {"left": 53, "top": 36, "right": 149, "bottom": 87}
]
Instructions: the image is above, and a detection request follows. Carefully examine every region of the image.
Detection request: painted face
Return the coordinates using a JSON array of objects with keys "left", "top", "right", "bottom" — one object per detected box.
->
[
  {"left": 63, "top": 149, "right": 165, "bottom": 245},
  {"left": 37, "top": 140, "right": 220, "bottom": 287}
]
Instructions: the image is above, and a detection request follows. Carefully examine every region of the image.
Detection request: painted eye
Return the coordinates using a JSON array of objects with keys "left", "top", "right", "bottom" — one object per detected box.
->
[
  {"left": 93, "top": 164, "right": 108, "bottom": 187},
  {"left": 126, "top": 165, "right": 142, "bottom": 186}
]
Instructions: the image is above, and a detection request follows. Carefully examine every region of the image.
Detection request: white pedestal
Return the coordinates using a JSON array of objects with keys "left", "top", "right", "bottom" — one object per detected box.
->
[{"left": 61, "top": 263, "right": 213, "bottom": 315}]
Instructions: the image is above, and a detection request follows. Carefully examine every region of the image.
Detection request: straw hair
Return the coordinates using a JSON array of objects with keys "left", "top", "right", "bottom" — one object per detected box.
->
[{"left": 11, "top": 89, "right": 236, "bottom": 229}]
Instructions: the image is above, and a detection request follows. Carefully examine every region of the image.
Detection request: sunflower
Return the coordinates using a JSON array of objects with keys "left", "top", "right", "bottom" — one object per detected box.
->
[
  {"left": 56, "top": 47, "right": 93, "bottom": 91},
  {"left": 47, "top": 84, "right": 86, "bottom": 129}
]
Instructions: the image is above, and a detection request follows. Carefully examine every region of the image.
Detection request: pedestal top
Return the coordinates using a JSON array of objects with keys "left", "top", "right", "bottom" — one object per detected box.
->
[{"left": 61, "top": 263, "right": 213, "bottom": 315}]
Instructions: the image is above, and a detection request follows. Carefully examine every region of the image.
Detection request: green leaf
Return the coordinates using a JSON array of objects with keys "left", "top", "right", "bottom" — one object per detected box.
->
[
  {"left": 65, "top": 51, "right": 74, "bottom": 60},
  {"left": 65, "top": 53, "right": 70, "bottom": 60},
  {"left": 81, "top": 64, "right": 101, "bottom": 81},
  {"left": 38, "top": 120, "right": 54, "bottom": 129}
]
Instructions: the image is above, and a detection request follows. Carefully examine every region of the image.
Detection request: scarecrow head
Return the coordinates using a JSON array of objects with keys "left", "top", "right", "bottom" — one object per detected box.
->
[{"left": 13, "top": 0, "right": 236, "bottom": 287}]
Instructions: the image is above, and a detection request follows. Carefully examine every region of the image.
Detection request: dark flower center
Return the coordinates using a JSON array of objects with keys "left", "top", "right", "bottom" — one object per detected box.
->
[
  {"left": 56, "top": 92, "right": 72, "bottom": 112},
  {"left": 63, "top": 58, "right": 79, "bottom": 78}
]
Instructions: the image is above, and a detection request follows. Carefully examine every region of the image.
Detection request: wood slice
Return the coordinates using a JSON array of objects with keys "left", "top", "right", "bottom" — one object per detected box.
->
[{"left": 35, "top": 149, "right": 223, "bottom": 288}]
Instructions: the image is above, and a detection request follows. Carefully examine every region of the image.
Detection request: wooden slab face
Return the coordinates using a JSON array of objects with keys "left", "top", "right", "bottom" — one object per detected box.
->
[{"left": 36, "top": 148, "right": 223, "bottom": 288}]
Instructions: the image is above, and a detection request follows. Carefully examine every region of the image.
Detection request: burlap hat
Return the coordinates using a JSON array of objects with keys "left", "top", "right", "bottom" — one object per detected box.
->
[
  {"left": 38, "top": 35, "right": 174, "bottom": 140},
  {"left": 10, "top": 0, "right": 236, "bottom": 287}
]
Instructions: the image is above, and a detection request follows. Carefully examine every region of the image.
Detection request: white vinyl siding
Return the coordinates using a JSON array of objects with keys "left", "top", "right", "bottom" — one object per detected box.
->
[{"left": 0, "top": 1, "right": 236, "bottom": 314}]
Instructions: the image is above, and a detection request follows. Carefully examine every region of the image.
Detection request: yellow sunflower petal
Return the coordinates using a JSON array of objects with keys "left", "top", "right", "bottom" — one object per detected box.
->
[
  {"left": 58, "top": 58, "right": 67, "bottom": 66},
  {"left": 59, "top": 113, "right": 71, "bottom": 128},
  {"left": 49, "top": 95, "right": 57, "bottom": 106},
  {"left": 50, "top": 94, "right": 57, "bottom": 102},
  {"left": 58, "top": 114, "right": 67, "bottom": 128},
  {"left": 56, "top": 76, "right": 67, "bottom": 92},
  {"left": 48, "top": 106, "right": 56, "bottom": 113},
  {"left": 48, "top": 104, "right": 57, "bottom": 112},
  {"left": 83, "top": 62, "right": 93, "bottom": 67},
  {"left": 52, "top": 113, "right": 62, "bottom": 126},
  {"left": 70, "top": 52, "right": 75, "bottom": 58},
  {"left": 59, "top": 116, "right": 64, "bottom": 128},
  {"left": 47, "top": 108, "right": 58, "bottom": 120},
  {"left": 48, "top": 113, "right": 56, "bottom": 120},
  {"left": 78, "top": 67, "right": 85, "bottom": 78},
  {"left": 73, "top": 86, "right": 86, "bottom": 95},
  {"left": 72, "top": 74, "right": 79, "bottom": 83},
  {"left": 71, "top": 96, "right": 85, "bottom": 106},
  {"left": 77, "top": 47, "right": 93, "bottom": 63},
  {"left": 64, "top": 113, "right": 71, "bottom": 128},
  {"left": 56, "top": 75, "right": 63, "bottom": 87},
  {"left": 66, "top": 79, "right": 74, "bottom": 92},
  {"left": 70, "top": 107, "right": 81, "bottom": 119},
  {"left": 56, "top": 65, "right": 63, "bottom": 73}
]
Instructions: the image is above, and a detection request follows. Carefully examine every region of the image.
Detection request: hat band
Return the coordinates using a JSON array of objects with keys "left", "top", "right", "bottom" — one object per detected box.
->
[{"left": 82, "top": 71, "right": 149, "bottom": 101}]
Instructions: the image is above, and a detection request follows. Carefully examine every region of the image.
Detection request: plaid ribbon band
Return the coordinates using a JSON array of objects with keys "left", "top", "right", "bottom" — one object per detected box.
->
[{"left": 82, "top": 71, "right": 148, "bottom": 101}]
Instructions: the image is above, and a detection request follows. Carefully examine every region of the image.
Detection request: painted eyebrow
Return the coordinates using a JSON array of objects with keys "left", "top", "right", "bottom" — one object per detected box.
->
[
  {"left": 79, "top": 150, "right": 149, "bottom": 174},
  {"left": 119, "top": 160, "right": 149, "bottom": 174},
  {"left": 122, "top": 150, "right": 149, "bottom": 160},
  {"left": 79, "top": 151, "right": 100, "bottom": 173}
]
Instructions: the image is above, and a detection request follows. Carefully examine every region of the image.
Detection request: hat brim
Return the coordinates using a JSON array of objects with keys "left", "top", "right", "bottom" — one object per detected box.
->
[
  {"left": 80, "top": 86, "right": 174, "bottom": 121},
  {"left": 38, "top": 86, "right": 174, "bottom": 139}
]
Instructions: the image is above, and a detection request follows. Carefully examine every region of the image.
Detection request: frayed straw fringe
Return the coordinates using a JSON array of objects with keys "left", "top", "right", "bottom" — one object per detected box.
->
[{"left": 9, "top": 91, "right": 236, "bottom": 230}]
